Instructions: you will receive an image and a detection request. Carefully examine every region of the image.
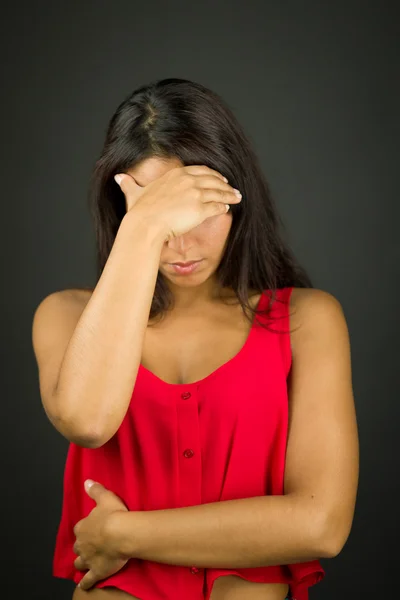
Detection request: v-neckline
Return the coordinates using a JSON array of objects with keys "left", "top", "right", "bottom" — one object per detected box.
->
[{"left": 138, "top": 290, "right": 267, "bottom": 387}]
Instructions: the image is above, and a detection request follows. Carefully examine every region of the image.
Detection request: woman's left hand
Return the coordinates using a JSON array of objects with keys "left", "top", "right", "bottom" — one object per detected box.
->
[{"left": 73, "top": 480, "right": 129, "bottom": 590}]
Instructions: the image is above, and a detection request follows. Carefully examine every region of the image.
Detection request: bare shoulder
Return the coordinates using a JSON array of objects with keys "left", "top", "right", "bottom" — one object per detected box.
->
[
  {"left": 32, "top": 287, "right": 94, "bottom": 352},
  {"left": 67, "top": 287, "right": 94, "bottom": 308},
  {"left": 32, "top": 287, "right": 95, "bottom": 417},
  {"left": 33, "top": 287, "right": 93, "bottom": 321},
  {"left": 289, "top": 287, "right": 348, "bottom": 351},
  {"left": 290, "top": 287, "right": 344, "bottom": 316}
]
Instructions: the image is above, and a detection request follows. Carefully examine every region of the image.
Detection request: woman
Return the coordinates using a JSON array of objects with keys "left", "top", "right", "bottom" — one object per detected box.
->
[{"left": 32, "top": 78, "right": 359, "bottom": 600}]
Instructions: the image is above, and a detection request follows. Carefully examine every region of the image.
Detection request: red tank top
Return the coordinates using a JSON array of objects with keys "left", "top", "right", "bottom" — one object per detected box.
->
[{"left": 53, "top": 286, "right": 325, "bottom": 600}]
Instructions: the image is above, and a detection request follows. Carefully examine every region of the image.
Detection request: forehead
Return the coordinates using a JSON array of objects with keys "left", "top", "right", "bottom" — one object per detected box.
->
[{"left": 127, "top": 156, "right": 183, "bottom": 187}]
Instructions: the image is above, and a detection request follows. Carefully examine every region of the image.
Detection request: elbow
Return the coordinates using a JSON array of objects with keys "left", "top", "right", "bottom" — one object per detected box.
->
[
  {"left": 48, "top": 410, "right": 110, "bottom": 449},
  {"left": 64, "top": 425, "right": 109, "bottom": 449},
  {"left": 60, "top": 420, "right": 107, "bottom": 448},
  {"left": 314, "top": 512, "right": 351, "bottom": 558},
  {"left": 70, "top": 432, "right": 107, "bottom": 449},
  {"left": 49, "top": 387, "right": 114, "bottom": 448}
]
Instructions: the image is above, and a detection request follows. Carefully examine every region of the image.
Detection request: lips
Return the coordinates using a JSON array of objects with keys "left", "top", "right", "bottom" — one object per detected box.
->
[{"left": 171, "top": 260, "right": 201, "bottom": 266}]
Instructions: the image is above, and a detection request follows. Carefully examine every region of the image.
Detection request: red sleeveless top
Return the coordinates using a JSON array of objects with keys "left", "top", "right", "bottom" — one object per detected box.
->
[{"left": 53, "top": 286, "right": 325, "bottom": 599}]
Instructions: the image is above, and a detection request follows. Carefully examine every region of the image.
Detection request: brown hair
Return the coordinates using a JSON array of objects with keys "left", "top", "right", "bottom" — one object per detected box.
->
[{"left": 86, "top": 78, "right": 313, "bottom": 332}]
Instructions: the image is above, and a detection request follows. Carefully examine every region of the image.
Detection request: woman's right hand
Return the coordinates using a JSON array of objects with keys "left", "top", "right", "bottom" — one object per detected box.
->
[{"left": 114, "top": 165, "right": 242, "bottom": 241}]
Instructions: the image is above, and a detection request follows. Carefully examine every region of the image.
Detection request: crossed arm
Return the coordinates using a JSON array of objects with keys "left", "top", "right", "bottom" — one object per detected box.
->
[{"left": 106, "top": 289, "right": 359, "bottom": 568}]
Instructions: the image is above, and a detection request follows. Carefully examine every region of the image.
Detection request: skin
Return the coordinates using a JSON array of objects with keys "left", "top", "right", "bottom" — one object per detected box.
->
[
  {"left": 72, "top": 578, "right": 290, "bottom": 600},
  {"left": 69, "top": 282, "right": 359, "bottom": 599},
  {"left": 70, "top": 157, "right": 291, "bottom": 598},
  {"left": 126, "top": 156, "right": 237, "bottom": 311}
]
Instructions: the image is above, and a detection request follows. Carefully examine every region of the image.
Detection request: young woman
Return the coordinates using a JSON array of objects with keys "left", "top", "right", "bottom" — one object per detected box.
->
[{"left": 32, "top": 78, "right": 359, "bottom": 600}]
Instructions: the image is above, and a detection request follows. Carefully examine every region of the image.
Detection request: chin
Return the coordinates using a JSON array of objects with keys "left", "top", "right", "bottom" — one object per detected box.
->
[{"left": 165, "top": 273, "right": 206, "bottom": 284}]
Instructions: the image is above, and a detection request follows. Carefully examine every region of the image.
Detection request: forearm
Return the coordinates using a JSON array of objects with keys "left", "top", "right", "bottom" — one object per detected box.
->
[
  {"left": 109, "top": 494, "right": 331, "bottom": 569},
  {"left": 54, "top": 213, "right": 165, "bottom": 447}
]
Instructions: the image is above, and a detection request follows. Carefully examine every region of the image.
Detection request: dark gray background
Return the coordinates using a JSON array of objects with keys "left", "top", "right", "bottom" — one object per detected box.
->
[{"left": 1, "top": 1, "right": 398, "bottom": 598}]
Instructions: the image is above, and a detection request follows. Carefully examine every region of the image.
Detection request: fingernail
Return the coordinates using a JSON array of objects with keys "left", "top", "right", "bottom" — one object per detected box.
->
[
  {"left": 223, "top": 176, "right": 228, "bottom": 183},
  {"left": 114, "top": 174, "right": 123, "bottom": 185}
]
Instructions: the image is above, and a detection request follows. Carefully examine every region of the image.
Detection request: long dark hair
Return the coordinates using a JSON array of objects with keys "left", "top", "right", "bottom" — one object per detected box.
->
[{"left": 87, "top": 78, "right": 313, "bottom": 332}]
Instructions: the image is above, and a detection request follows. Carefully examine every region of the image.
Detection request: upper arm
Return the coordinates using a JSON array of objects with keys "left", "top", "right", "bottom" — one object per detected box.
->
[
  {"left": 32, "top": 289, "right": 84, "bottom": 429},
  {"left": 284, "top": 288, "right": 359, "bottom": 557}
]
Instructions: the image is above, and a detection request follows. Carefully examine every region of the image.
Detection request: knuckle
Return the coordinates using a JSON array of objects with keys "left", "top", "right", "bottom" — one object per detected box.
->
[
  {"left": 80, "top": 575, "right": 92, "bottom": 589},
  {"left": 185, "top": 173, "right": 196, "bottom": 185},
  {"left": 193, "top": 186, "right": 202, "bottom": 199}
]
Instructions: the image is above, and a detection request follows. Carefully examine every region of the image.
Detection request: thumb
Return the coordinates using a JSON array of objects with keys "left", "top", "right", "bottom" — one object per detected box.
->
[
  {"left": 114, "top": 172, "right": 143, "bottom": 212},
  {"left": 114, "top": 173, "right": 126, "bottom": 186},
  {"left": 84, "top": 479, "right": 106, "bottom": 500}
]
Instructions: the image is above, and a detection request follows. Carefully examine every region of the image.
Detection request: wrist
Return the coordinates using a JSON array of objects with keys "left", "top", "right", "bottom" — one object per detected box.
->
[
  {"left": 122, "top": 208, "right": 168, "bottom": 247},
  {"left": 106, "top": 510, "right": 147, "bottom": 560},
  {"left": 105, "top": 510, "right": 141, "bottom": 560}
]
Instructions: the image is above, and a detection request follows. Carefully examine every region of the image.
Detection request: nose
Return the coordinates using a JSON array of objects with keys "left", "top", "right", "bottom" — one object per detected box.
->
[{"left": 166, "top": 232, "right": 193, "bottom": 252}]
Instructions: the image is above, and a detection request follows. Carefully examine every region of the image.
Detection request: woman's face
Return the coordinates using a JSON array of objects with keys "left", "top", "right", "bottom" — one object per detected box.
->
[{"left": 126, "top": 157, "right": 233, "bottom": 289}]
